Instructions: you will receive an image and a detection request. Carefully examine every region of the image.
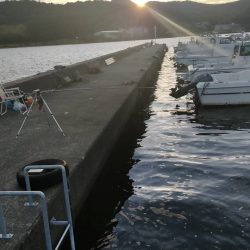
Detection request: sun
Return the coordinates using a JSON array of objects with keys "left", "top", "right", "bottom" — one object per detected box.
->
[{"left": 132, "top": 0, "right": 146, "bottom": 7}]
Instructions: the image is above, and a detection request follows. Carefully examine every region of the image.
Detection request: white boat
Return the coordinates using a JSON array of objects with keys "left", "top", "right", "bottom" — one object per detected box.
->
[
  {"left": 185, "top": 42, "right": 250, "bottom": 82},
  {"left": 196, "top": 69, "right": 250, "bottom": 106},
  {"left": 174, "top": 36, "right": 236, "bottom": 66},
  {"left": 175, "top": 54, "right": 231, "bottom": 67}
]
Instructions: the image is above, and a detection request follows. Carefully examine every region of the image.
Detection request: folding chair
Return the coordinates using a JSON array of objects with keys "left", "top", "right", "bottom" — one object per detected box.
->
[{"left": 0, "top": 85, "right": 27, "bottom": 115}]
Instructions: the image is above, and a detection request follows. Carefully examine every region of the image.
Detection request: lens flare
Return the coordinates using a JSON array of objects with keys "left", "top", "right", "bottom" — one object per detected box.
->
[
  {"left": 133, "top": 0, "right": 146, "bottom": 7},
  {"left": 147, "top": 7, "right": 232, "bottom": 56},
  {"left": 147, "top": 7, "right": 196, "bottom": 37}
]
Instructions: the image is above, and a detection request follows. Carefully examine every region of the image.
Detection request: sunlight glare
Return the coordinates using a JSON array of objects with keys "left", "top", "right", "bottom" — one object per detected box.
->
[
  {"left": 148, "top": 7, "right": 196, "bottom": 36},
  {"left": 133, "top": 0, "right": 146, "bottom": 7},
  {"left": 147, "top": 7, "right": 228, "bottom": 56}
]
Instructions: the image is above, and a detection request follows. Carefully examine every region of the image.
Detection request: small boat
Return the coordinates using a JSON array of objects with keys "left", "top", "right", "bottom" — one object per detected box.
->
[
  {"left": 196, "top": 69, "right": 250, "bottom": 106},
  {"left": 185, "top": 42, "right": 250, "bottom": 82},
  {"left": 174, "top": 36, "right": 236, "bottom": 66}
]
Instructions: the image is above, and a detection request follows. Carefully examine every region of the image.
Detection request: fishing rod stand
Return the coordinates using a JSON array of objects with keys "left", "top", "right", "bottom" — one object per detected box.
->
[{"left": 16, "top": 89, "right": 65, "bottom": 138}]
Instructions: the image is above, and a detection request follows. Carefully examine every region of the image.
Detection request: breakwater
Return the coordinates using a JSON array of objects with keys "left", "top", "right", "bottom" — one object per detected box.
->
[{"left": 0, "top": 44, "right": 166, "bottom": 249}]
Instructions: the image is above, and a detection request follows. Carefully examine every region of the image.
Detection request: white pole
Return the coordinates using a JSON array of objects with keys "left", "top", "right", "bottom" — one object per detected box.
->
[{"left": 154, "top": 25, "right": 157, "bottom": 44}]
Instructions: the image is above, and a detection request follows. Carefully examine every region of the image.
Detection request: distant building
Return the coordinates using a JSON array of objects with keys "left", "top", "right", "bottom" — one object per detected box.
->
[
  {"left": 94, "top": 27, "right": 149, "bottom": 40},
  {"left": 94, "top": 30, "right": 125, "bottom": 40},
  {"left": 214, "top": 23, "right": 244, "bottom": 33},
  {"left": 127, "top": 26, "right": 149, "bottom": 39}
]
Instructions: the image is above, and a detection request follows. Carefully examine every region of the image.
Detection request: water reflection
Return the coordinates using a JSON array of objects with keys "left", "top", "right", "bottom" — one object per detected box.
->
[
  {"left": 114, "top": 48, "right": 250, "bottom": 249},
  {"left": 0, "top": 37, "right": 184, "bottom": 84},
  {"left": 72, "top": 44, "right": 250, "bottom": 250},
  {"left": 195, "top": 106, "right": 250, "bottom": 131}
]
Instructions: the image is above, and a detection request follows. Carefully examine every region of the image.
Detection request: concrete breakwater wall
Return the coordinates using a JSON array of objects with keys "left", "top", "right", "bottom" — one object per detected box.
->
[
  {"left": 0, "top": 44, "right": 166, "bottom": 250},
  {"left": 6, "top": 44, "right": 146, "bottom": 92}
]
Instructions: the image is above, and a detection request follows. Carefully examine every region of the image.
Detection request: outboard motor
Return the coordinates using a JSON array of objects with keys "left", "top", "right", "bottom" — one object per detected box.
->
[
  {"left": 170, "top": 73, "right": 213, "bottom": 99},
  {"left": 191, "top": 73, "right": 213, "bottom": 84}
]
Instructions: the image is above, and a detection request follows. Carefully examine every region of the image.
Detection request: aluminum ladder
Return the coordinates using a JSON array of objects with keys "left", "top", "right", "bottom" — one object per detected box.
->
[{"left": 0, "top": 165, "right": 75, "bottom": 250}]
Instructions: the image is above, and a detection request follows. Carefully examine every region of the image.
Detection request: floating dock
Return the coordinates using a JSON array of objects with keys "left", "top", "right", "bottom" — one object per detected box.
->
[{"left": 0, "top": 43, "right": 166, "bottom": 249}]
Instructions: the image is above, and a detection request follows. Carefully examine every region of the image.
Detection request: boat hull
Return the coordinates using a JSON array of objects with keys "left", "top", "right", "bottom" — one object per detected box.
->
[{"left": 196, "top": 81, "right": 250, "bottom": 106}]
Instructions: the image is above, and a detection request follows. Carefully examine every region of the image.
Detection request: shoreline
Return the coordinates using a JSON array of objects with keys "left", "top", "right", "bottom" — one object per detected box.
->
[{"left": 0, "top": 37, "right": 168, "bottom": 49}]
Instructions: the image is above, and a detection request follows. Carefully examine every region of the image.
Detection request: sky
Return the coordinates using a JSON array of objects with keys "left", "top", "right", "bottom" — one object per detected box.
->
[
  {"left": 131, "top": 0, "right": 238, "bottom": 6},
  {"left": 42, "top": 0, "right": 239, "bottom": 6}
]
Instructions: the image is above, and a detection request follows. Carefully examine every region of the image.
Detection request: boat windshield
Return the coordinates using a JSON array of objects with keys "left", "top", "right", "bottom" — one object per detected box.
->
[
  {"left": 219, "top": 38, "right": 232, "bottom": 44},
  {"left": 240, "top": 45, "right": 250, "bottom": 56}
]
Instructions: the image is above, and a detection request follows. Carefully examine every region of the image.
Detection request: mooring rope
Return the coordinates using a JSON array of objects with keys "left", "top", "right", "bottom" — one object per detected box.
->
[{"left": 25, "top": 86, "right": 159, "bottom": 96}]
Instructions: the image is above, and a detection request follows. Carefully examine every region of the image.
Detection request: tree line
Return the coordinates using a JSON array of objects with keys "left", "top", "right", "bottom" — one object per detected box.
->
[{"left": 0, "top": 0, "right": 250, "bottom": 46}]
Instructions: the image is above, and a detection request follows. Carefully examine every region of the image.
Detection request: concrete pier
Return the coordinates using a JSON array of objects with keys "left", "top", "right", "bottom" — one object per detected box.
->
[{"left": 0, "top": 44, "right": 165, "bottom": 249}]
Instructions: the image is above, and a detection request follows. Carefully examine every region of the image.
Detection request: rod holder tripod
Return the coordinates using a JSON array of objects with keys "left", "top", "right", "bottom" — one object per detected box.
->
[{"left": 16, "top": 89, "right": 65, "bottom": 138}]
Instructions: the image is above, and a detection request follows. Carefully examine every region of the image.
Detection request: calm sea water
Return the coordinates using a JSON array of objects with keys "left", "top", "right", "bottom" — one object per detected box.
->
[
  {"left": 0, "top": 38, "right": 186, "bottom": 84},
  {"left": 73, "top": 47, "right": 250, "bottom": 249}
]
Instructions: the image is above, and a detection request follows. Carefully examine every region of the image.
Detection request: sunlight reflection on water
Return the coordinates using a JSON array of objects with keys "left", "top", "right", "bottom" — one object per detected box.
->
[
  {"left": 105, "top": 46, "right": 250, "bottom": 249},
  {"left": 0, "top": 38, "right": 186, "bottom": 84}
]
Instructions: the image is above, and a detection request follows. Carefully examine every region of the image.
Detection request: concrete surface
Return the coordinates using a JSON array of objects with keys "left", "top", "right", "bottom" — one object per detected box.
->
[{"left": 0, "top": 44, "right": 166, "bottom": 250}]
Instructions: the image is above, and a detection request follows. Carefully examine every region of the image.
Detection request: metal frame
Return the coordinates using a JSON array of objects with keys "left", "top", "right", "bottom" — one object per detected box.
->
[
  {"left": 16, "top": 89, "right": 65, "bottom": 138},
  {"left": 0, "top": 204, "right": 13, "bottom": 239},
  {"left": 0, "top": 86, "right": 27, "bottom": 116},
  {"left": 0, "top": 165, "right": 75, "bottom": 250}
]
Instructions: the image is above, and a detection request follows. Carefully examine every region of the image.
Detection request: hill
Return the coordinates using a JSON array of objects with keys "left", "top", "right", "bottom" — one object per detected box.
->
[
  {"left": 0, "top": 0, "right": 156, "bottom": 45},
  {"left": 148, "top": 0, "right": 250, "bottom": 34},
  {"left": 0, "top": 0, "right": 250, "bottom": 46}
]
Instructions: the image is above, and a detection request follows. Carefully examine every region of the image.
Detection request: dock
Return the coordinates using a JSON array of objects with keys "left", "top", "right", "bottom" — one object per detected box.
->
[{"left": 0, "top": 44, "right": 166, "bottom": 249}]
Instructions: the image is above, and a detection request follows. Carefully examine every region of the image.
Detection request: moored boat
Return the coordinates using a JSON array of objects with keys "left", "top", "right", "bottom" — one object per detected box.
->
[
  {"left": 174, "top": 36, "right": 236, "bottom": 66},
  {"left": 185, "top": 42, "right": 250, "bottom": 82},
  {"left": 196, "top": 69, "right": 250, "bottom": 106}
]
